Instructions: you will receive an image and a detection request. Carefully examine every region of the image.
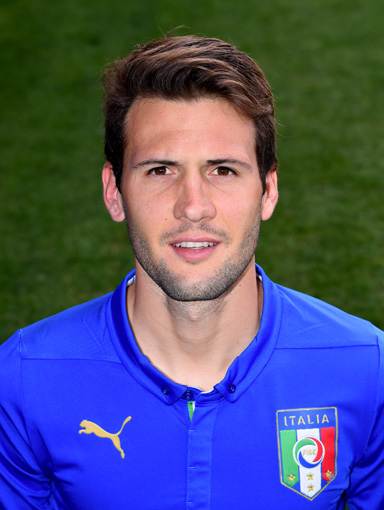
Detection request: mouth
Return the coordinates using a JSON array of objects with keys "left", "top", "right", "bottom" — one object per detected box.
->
[
  {"left": 172, "top": 241, "right": 217, "bottom": 250},
  {"left": 169, "top": 239, "right": 220, "bottom": 262}
]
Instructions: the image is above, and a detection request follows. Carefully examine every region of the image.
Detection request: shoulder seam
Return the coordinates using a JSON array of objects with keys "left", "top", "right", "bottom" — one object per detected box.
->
[
  {"left": 353, "top": 334, "right": 381, "bottom": 466},
  {"left": 18, "top": 329, "right": 53, "bottom": 475},
  {"left": 276, "top": 344, "right": 378, "bottom": 350}
]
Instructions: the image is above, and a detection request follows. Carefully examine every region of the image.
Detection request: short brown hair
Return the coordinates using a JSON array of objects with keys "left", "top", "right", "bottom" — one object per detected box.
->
[{"left": 103, "top": 36, "right": 277, "bottom": 192}]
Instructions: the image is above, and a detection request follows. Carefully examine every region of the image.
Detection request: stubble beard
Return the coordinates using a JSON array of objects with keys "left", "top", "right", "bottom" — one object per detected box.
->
[{"left": 124, "top": 208, "right": 262, "bottom": 303}]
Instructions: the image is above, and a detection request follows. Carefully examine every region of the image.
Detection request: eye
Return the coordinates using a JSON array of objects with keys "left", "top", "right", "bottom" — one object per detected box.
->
[
  {"left": 148, "top": 166, "right": 172, "bottom": 176},
  {"left": 211, "top": 166, "right": 236, "bottom": 176}
]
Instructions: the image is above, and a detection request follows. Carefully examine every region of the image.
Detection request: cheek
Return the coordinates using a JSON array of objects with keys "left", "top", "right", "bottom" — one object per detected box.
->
[
  {"left": 221, "top": 192, "right": 261, "bottom": 230},
  {"left": 127, "top": 196, "right": 170, "bottom": 234}
]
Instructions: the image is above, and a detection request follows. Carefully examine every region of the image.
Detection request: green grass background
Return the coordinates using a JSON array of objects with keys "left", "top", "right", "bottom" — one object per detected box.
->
[{"left": 1, "top": 0, "right": 383, "bottom": 346}]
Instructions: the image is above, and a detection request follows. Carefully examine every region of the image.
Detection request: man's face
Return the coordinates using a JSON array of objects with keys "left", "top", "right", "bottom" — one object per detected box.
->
[{"left": 103, "top": 97, "right": 277, "bottom": 301}]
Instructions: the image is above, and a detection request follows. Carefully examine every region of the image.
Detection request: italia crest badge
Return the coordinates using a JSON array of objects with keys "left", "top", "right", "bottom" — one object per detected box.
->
[{"left": 276, "top": 407, "right": 338, "bottom": 500}]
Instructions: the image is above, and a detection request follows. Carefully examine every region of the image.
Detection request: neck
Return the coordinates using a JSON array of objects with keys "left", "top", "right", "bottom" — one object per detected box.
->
[{"left": 127, "top": 261, "right": 262, "bottom": 391}]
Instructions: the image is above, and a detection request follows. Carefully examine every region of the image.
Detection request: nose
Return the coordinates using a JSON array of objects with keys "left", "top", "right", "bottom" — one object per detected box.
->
[{"left": 173, "top": 171, "right": 216, "bottom": 222}]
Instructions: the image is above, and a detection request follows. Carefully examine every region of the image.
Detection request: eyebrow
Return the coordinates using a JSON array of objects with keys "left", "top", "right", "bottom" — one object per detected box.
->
[
  {"left": 132, "top": 158, "right": 253, "bottom": 170},
  {"left": 132, "top": 159, "right": 178, "bottom": 169},
  {"left": 206, "top": 159, "right": 253, "bottom": 171}
]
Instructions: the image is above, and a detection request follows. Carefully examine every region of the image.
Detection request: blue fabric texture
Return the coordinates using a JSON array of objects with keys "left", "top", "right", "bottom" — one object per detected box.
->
[{"left": 0, "top": 265, "right": 383, "bottom": 509}]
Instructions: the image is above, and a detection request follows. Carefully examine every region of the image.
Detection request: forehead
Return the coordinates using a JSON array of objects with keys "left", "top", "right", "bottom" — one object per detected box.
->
[{"left": 123, "top": 97, "right": 256, "bottom": 165}]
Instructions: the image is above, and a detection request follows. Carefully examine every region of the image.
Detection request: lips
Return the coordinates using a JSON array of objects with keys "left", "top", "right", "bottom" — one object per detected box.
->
[
  {"left": 172, "top": 241, "right": 217, "bottom": 249},
  {"left": 169, "top": 238, "right": 219, "bottom": 261}
]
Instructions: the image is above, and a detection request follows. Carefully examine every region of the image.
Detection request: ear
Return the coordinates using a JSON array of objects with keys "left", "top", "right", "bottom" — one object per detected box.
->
[
  {"left": 260, "top": 167, "right": 278, "bottom": 221},
  {"left": 102, "top": 162, "right": 125, "bottom": 222}
]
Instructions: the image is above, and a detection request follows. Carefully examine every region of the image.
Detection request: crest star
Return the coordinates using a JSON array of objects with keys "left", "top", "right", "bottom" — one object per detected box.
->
[
  {"left": 326, "top": 470, "right": 333, "bottom": 479},
  {"left": 308, "top": 484, "right": 314, "bottom": 492},
  {"left": 288, "top": 474, "right": 295, "bottom": 482},
  {"left": 307, "top": 474, "right": 314, "bottom": 480}
]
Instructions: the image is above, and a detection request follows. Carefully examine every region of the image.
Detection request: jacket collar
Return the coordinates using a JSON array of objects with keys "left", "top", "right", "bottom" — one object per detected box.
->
[{"left": 107, "top": 264, "right": 282, "bottom": 405}]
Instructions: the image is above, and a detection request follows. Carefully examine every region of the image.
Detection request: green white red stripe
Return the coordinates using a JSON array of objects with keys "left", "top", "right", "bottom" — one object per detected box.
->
[{"left": 277, "top": 408, "right": 337, "bottom": 500}]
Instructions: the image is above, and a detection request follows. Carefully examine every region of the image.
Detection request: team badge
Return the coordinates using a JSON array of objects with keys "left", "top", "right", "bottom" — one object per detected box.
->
[{"left": 276, "top": 407, "right": 337, "bottom": 500}]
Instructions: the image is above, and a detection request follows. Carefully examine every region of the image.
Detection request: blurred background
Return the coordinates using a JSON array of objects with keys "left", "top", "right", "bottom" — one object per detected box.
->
[{"left": 1, "top": 0, "right": 383, "bottom": 342}]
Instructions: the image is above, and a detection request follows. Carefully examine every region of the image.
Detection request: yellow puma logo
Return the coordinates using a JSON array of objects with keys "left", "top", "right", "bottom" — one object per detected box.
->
[{"left": 79, "top": 416, "right": 131, "bottom": 458}]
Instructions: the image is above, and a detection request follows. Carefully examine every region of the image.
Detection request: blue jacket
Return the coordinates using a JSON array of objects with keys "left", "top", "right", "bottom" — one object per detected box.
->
[{"left": 1, "top": 266, "right": 383, "bottom": 509}]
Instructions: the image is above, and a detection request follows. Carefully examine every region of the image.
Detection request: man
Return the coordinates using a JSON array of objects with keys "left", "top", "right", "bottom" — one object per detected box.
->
[{"left": 0, "top": 36, "right": 383, "bottom": 510}]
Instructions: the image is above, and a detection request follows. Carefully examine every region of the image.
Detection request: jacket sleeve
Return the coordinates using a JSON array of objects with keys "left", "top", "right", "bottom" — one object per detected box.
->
[
  {"left": 345, "top": 327, "right": 384, "bottom": 510},
  {"left": 0, "top": 332, "right": 52, "bottom": 509}
]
